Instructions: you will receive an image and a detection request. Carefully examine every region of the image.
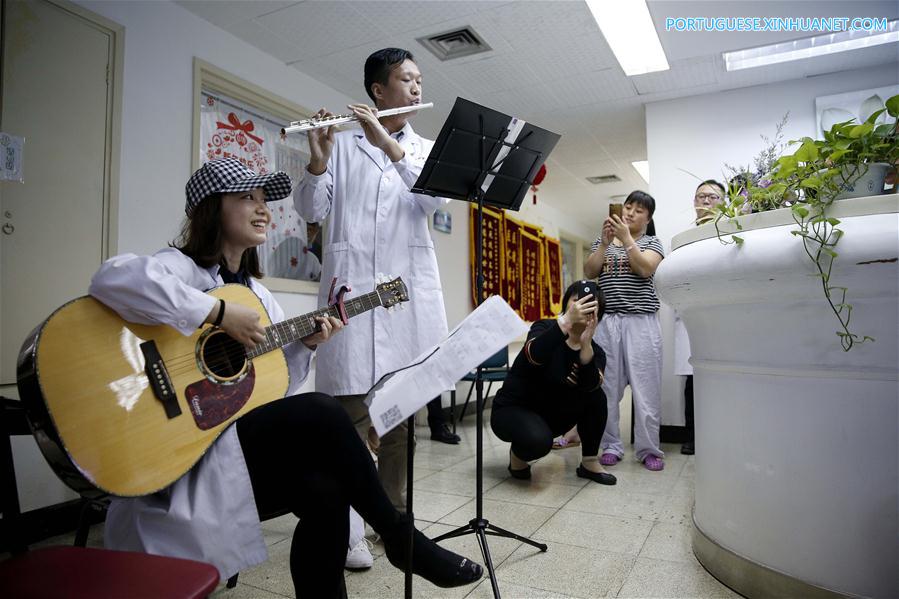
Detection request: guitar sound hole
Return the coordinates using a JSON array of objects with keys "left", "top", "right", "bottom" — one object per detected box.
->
[{"left": 202, "top": 332, "right": 247, "bottom": 379}]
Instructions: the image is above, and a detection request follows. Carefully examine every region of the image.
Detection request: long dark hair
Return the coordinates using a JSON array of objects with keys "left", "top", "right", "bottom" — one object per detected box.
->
[
  {"left": 172, "top": 193, "right": 263, "bottom": 278},
  {"left": 625, "top": 190, "right": 656, "bottom": 236}
]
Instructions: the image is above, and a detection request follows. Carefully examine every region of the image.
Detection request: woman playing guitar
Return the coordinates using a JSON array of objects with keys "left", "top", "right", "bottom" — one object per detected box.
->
[{"left": 88, "top": 158, "right": 482, "bottom": 597}]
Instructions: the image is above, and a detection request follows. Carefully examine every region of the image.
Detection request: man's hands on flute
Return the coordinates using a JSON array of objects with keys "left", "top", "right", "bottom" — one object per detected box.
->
[
  {"left": 306, "top": 108, "right": 336, "bottom": 176},
  {"left": 348, "top": 104, "right": 405, "bottom": 163}
]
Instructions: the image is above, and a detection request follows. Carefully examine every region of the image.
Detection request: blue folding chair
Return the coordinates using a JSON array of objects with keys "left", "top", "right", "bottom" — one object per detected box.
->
[{"left": 450, "top": 347, "right": 509, "bottom": 432}]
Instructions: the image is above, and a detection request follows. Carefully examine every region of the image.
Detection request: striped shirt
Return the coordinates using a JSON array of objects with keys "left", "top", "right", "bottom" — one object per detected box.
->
[{"left": 591, "top": 235, "right": 664, "bottom": 314}]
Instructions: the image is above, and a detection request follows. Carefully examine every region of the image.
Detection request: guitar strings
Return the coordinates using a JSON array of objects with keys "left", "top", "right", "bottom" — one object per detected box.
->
[
  {"left": 160, "top": 315, "right": 325, "bottom": 376},
  {"left": 152, "top": 317, "right": 316, "bottom": 376},
  {"left": 157, "top": 294, "right": 385, "bottom": 378}
]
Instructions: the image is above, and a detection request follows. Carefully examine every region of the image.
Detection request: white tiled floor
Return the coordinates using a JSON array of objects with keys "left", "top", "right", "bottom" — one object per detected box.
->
[
  {"left": 217, "top": 412, "right": 736, "bottom": 598},
  {"left": 35, "top": 412, "right": 739, "bottom": 598}
]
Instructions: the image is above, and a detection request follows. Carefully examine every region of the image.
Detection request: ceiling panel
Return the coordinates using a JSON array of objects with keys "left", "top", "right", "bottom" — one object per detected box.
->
[
  {"left": 633, "top": 57, "right": 720, "bottom": 95},
  {"left": 255, "top": 2, "right": 388, "bottom": 60},
  {"left": 563, "top": 159, "right": 627, "bottom": 180},
  {"left": 348, "top": 0, "right": 510, "bottom": 37},
  {"left": 175, "top": 0, "right": 300, "bottom": 29},
  {"left": 510, "top": 32, "right": 619, "bottom": 80},
  {"left": 481, "top": 0, "right": 601, "bottom": 43},
  {"left": 547, "top": 67, "right": 637, "bottom": 108},
  {"left": 437, "top": 51, "right": 538, "bottom": 95},
  {"left": 221, "top": 19, "right": 307, "bottom": 64},
  {"left": 598, "top": 139, "right": 648, "bottom": 163},
  {"left": 475, "top": 82, "right": 564, "bottom": 122}
]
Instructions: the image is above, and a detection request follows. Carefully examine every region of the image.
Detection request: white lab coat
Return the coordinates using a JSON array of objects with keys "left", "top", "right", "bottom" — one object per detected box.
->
[
  {"left": 89, "top": 248, "right": 313, "bottom": 580},
  {"left": 294, "top": 123, "right": 449, "bottom": 396},
  {"left": 673, "top": 313, "right": 693, "bottom": 376}
]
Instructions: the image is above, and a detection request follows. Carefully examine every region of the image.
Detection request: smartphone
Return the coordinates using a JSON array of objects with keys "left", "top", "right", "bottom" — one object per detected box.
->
[
  {"left": 609, "top": 203, "right": 623, "bottom": 219},
  {"left": 576, "top": 280, "right": 599, "bottom": 300}
]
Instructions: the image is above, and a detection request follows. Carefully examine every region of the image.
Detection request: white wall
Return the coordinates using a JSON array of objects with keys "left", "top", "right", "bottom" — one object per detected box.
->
[
  {"left": 76, "top": 0, "right": 355, "bottom": 259},
  {"left": 646, "top": 64, "right": 898, "bottom": 426}
]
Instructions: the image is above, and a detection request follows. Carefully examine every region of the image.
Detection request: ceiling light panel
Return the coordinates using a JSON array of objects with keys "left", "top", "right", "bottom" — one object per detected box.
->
[
  {"left": 724, "top": 19, "right": 899, "bottom": 71},
  {"left": 585, "top": 0, "right": 670, "bottom": 76}
]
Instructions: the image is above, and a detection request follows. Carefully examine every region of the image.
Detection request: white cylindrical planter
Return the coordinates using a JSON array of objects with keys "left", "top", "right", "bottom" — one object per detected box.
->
[{"left": 655, "top": 195, "right": 898, "bottom": 599}]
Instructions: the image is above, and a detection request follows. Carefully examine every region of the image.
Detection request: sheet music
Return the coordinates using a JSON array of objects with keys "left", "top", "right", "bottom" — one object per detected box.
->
[
  {"left": 366, "top": 296, "right": 529, "bottom": 436},
  {"left": 479, "top": 117, "right": 527, "bottom": 195}
]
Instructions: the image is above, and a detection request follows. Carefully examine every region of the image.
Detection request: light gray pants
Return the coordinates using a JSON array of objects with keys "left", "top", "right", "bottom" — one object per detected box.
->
[
  {"left": 594, "top": 313, "right": 664, "bottom": 462},
  {"left": 338, "top": 394, "right": 412, "bottom": 548}
]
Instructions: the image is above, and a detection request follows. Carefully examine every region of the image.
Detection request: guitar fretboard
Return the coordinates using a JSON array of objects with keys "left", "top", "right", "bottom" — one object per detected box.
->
[{"left": 246, "top": 289, "right": 383, "bottom": 358}]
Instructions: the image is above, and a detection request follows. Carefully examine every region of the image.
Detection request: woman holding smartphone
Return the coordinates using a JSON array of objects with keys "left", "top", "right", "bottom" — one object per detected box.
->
[
  {"left": 584, "top": 191, "right": 666, "bottom": 471},
  {"left": 490, "top": 281, "right": 616, "bottom": 485}
]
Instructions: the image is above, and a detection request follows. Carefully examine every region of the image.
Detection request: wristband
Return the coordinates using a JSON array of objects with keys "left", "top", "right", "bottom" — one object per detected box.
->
[{"left": 212, "top": 299, "right": 225, "bottom": 327}]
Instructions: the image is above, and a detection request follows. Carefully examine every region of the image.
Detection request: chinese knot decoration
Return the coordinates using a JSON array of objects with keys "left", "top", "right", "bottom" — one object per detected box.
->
[{"left": 531, "top": 164, "right": 547, "bottom": 205}]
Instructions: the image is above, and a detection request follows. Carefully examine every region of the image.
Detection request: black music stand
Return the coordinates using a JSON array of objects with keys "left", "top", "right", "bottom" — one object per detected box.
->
[{"left": 412, "top": 97, "right": 560, "bottom": 599}]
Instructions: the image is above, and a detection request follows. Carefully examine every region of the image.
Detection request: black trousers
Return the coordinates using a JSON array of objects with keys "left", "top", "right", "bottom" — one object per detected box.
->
[
  {"left": 236, "top": 392, "right": 400, "bottom": 599},
  {"left": 684, "top": 375, "right": 694, "bottom": 443},
  {"left": 426, "top": 396, "right": 448, "bottom": 430},
  {"left": 490, "top": 388, "right": 607, "bottom": 462}
]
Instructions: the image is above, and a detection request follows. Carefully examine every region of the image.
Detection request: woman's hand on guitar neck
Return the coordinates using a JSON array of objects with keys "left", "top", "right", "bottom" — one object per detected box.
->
[
  {"left": 301, "top": 315, "right": 344, "bottom": 350},
  {"left": 207, "top": 301, "right": 266, "bottom": 348}
]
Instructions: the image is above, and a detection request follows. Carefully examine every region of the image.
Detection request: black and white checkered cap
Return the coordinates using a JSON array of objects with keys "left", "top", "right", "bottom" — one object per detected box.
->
[{"left": 184, "top": 158, "right": 293, "bottom": 216}]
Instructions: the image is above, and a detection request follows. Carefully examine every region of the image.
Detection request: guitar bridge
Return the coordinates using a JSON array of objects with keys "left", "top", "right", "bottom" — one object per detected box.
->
[{"left": 140, "top": 340, "right": 181, "bottom": 419}]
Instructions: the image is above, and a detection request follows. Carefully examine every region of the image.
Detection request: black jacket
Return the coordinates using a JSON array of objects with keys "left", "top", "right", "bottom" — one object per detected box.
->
[{"left": 493, "top": 319, "right": 606, "bottom": 410}]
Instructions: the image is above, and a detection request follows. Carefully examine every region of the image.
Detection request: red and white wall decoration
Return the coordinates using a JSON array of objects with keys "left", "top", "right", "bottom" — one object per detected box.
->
[{"left": 200, "top": 91, "right": 321, "bottom": 282}]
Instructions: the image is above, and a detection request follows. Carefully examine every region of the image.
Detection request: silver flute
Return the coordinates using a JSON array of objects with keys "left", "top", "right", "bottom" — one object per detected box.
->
[{"left": 281, "top": 102, "right": 433, "bottom": 135}]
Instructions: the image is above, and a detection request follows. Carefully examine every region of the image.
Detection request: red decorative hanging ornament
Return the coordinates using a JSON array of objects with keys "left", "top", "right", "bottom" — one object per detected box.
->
[{"left": 531, "top": 164, "right": 547, "bottom": 205}]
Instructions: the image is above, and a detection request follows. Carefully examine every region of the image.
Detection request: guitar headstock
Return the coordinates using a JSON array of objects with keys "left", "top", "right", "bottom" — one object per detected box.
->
[{"left": 376, "top": 276, "right": 409, "bottom": 309}]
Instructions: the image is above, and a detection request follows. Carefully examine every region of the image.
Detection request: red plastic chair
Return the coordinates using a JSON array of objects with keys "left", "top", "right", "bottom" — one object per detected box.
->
[
  {"left": 0, "top": 397, "right": 220, "bottom": 598},
  {"left": 0, "top": 546, "right": 220, "bottom": 598}
]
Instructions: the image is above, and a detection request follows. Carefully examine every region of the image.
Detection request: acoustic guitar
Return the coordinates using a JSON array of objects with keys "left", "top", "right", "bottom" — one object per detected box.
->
[{"left": 16, "top": 278, "right": 408, "bottom": 498}]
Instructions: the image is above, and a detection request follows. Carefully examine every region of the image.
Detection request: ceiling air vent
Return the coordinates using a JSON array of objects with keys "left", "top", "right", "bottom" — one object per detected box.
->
[
  {"left": 586, "top": 174, "right": 621, "bottom": 184},
  {"left": 417, "top": 27, "right": 491, "bottom": 61}
]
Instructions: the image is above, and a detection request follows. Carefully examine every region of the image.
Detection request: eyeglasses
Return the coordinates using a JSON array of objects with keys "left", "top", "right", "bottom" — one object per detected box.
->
[{"left": 694, "top": 193, "right": 721, "bottom": 202}]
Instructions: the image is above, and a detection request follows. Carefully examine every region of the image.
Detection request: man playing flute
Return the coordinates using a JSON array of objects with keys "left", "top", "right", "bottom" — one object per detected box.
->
[{"left": 293, "top": 47, "right": 454, "bottom": 570}]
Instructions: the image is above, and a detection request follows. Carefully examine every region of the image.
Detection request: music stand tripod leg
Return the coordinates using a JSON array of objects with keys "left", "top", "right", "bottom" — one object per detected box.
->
[
  {"left": 429, "top": 195, "right": 547, "bottom": 599},
  {"left": 475, "top": 522, "right": 501, "bottom": 599},
  {"left": 405, "top": 413, "right": 414, "bottom": 599},
  {"left": 485, "top": 522, "right": 548, "bottom": 550}
]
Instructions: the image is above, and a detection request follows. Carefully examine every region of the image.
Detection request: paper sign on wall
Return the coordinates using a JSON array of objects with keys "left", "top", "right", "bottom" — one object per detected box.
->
[{"left": 0, "top": 133, "right": 25, "bottom": 183}]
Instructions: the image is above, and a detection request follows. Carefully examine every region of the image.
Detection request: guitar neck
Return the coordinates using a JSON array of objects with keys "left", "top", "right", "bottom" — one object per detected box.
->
[{"left": 246, "top": 289, "right": 382, "bottom": 358}]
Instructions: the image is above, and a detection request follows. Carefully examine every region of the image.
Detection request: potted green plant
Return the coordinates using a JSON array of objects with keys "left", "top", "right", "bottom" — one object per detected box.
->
[{"left": 710, "top": 93, "right": 898, "bottom": 351}]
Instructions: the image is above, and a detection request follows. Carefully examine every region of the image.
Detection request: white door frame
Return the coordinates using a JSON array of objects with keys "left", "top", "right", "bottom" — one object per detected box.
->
[
  {"left": 44, "top": 0, "right": 125, "bottom": 257},
  {"left": 0, "top": 0, "right": 123, "bottom": 395}
]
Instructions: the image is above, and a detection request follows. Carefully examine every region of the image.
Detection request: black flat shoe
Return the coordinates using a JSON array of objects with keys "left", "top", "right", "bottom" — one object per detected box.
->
[
  {"left": 576, "top": 465, "right": 616, "bottom": 485},
  {"left": 430, "top": 424, "right": 461, "bottom": 445},
  {"left": 680, "top": 442, "right": 695, "bottom": 455},
  {"left": 383, "top": 516, "right": 483, "bottom": 588},
  {"left": 508, "top": 462, "right": 531, "bottom": 480}
]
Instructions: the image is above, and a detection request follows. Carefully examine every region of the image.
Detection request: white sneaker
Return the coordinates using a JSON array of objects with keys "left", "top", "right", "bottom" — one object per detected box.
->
[{"left": 345, "top": 538, "right": 374, "bottom": 570}]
